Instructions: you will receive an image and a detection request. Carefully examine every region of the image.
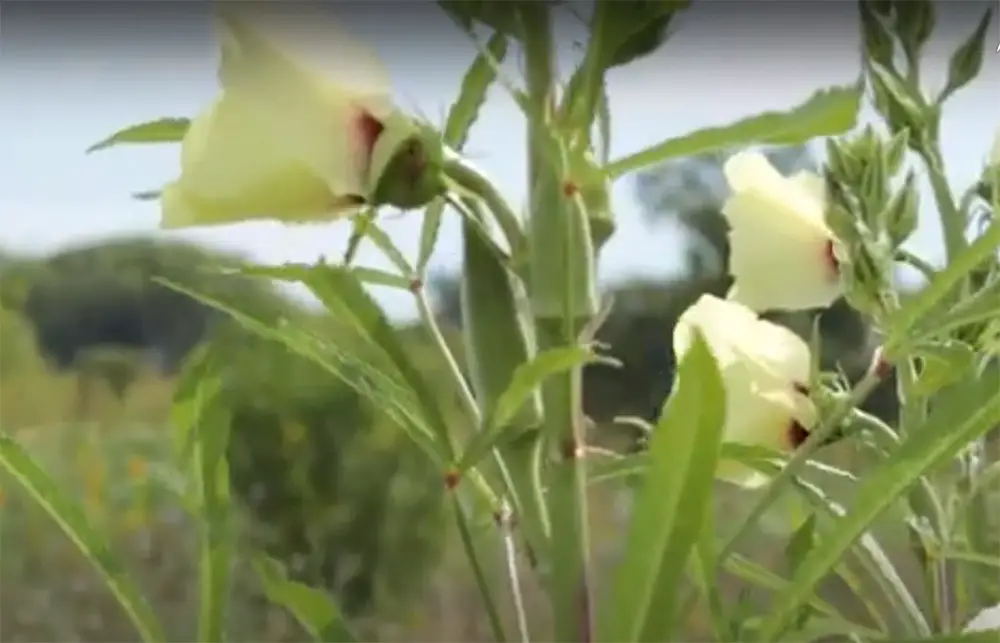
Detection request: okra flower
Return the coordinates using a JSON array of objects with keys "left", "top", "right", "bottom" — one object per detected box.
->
[
  {"left": 722, "top": 151, "right": 843, "bottom": 313},
  {"left": 674, "top": 295, "right": 818, "bottom": 488},
  {"left": 964, "top": 603, "right": 1000, "bottom": 633},
  {"left": 991, "top": 126, "right": 1000, "bottom": 166},
  {"left": 161, "top": 4, "right": 445, "bottom": 229}
]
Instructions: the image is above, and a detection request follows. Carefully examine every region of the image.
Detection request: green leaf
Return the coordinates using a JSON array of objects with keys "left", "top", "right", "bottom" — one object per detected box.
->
[
  {"left": 603, "top": 82, "right": 863, "bottom": 178},
  {"left": 253, "top": 264, "right": 455, "bottom": 455},
  {"left": 418, "top": 31, "right": 507, "bottom": 274},
  {"left": 561, "top": 0, "right": 687, "bottom": 139},
  {"left": 359, "top": 219, "right": 413, "bottom": 276},
  {"left": 156, "top": 278, "right": 448, "bottom": 467},
  {"left": 437, "top": 0, "right": 526, "bottom": 38},
  {"left": 170, "top": 357, "right": 233, "bottom": 643},
  {"left": 911, "top": 339, "right": 977, "bottom": 396},
  {"left": 755, "top": 378, "right": 1000, "bottom": 641},
  {"left": 458, "top": 346, "right": 601, "bottom": 471},
  {"left": 938, "top": 8, "right": 994, "bottom": 103},
  {"left": 597, "top": 331, "right": 726, "bottom": 642},
  {"left": 253, "top": 556, "right": 356, "bottom": 642},
  {"left": 602, "top": 0, "right": 688, "bottom": 69},
  {"left": 0, "top": 433, "right": 165, "bottom": 642},
  {"left": 87, "top": 117, "right": 190, "bottom": 153},
  {"left": 886, "top": 218, "right": 1000, "bottom": 353}
]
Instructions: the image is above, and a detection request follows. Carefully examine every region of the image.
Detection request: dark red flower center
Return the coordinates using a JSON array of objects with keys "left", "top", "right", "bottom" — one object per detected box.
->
[
  {"left": 355, "top": 109, "right": 385, "bottom": 167},
  {"left": 823, "top": 239, "right": 840, "bottom": 279},
  {"left": 787, "top": 421, "right": 810, "bottom": 449}
]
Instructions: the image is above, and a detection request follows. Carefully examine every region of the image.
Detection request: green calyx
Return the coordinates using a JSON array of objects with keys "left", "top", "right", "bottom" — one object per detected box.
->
[{"left": 369, "top": 114, "right": 448, "bottom": 211}]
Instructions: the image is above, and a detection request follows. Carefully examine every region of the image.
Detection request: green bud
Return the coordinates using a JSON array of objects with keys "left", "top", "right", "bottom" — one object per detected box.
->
[
  {"left": 883, "top": 129, "right": 910, "bottom": 176},
  {"left": 826, "top": 138, "right": 863, "bottom": 186},
  {"left": 893, "top": 0, "right": 935, "bottom": 60},
  {"left": 859, "top": 1, "right": 896, "bottom": 69},
  {"left": 858, "top": 150, "right": 889, "bottom": 216},
  {"left": 372, "top": 122, "right": 448, "bottom": 210},
  {"left": 883, "top": 171, "right": 919, "bottom": 248},
  {"left": 938, "top": 8, "right": 993, "bottom": 103}
]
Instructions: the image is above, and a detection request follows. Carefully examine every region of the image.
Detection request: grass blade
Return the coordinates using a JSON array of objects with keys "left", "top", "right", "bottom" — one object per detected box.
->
[{"left": 0, "top": 433, "right": 166, "bottom": 642}]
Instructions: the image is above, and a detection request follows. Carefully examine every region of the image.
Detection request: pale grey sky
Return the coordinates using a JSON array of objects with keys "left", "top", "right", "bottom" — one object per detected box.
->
[{"left": 1, "top": 1, "right": 996, "bottom": 320}]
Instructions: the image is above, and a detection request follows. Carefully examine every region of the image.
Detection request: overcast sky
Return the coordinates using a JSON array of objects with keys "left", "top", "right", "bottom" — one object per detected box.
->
[{"left": 1, "top": 1, "right": 996, "bottom": 320}]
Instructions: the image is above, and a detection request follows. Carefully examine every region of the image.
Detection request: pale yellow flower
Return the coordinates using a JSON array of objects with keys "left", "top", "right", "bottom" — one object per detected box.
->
[
  {"left": 991, "top": 126, "right": 1000, "bottom": 166},
  {"left": 964, "top": 603, "right": 1000, "bottom": 633},
  {"left": 722, "top": 151, "right": 843, "bottom": 313},
  {"left": 162, "top": 3, "right": 416, "bottom": 229},
  {"left": 674, "top": 295, "right": 817, "bottom": 488}
]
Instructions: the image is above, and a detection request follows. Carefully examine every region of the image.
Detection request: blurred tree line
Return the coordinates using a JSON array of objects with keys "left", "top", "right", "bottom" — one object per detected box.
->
[{"left": 0, "top": 145, "right": 901, "bottom": 630}]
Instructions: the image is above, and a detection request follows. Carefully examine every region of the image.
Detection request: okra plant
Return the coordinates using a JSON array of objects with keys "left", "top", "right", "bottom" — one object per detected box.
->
[{"left": 3, "top": 1, "right": 999, "bottom": 641}]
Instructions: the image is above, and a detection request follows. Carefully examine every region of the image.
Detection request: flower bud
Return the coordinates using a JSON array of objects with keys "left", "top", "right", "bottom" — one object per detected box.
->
[
  {"left": 721, "top": 152, "right": 844, "bottom": 313},
  {"left": 673, "top": 295, "right": 818, "bottom": 488}
]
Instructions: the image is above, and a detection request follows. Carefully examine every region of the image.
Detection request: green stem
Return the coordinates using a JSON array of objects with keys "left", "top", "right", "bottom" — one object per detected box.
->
[
  {"left": 921, "top": 146, "right": 966, "bottom": 264},
  {"left": 452, "top": 496, "right": 509, "bottom": 643},
  {"left": 414, "top": 284, "right": 481, "bottom": 427},
  {"left": 716, "top": 365, "right": 886, "bottom": 566},
  {"left": 520, "top": 3, "right": 595, "bottom": 640}
]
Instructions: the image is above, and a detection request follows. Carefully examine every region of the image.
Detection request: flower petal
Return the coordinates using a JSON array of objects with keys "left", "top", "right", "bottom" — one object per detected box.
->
[
  {"left": 162, "top": 95, "right": 353, "bottom": 229},
  {"left": 215, "top": 4, "right": 394, "bottom": 198},
  {"left": 964, "top": 603, "right": 1000, "bottom": 632},
  {"left": 722, "top": 152, "right": 841, "bottom": 312},
  {"left": 674, "top": 295, "right": 818, "bottom": 488}
]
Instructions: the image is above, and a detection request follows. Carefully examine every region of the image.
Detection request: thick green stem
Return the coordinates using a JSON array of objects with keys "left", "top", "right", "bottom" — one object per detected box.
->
[{"left": 520, "top": 3, "right": 597, "bottom": 641}]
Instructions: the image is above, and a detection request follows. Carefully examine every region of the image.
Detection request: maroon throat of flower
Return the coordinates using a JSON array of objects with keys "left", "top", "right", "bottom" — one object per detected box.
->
[
  {"left": 823, "top": 239, "right": 841, "bottom": 281},
  {"left": 787, "top": 381, "right": 811, "bottom": 449},
  {"left": 340, "top": 108, "right": 387, "bottom": 206}
]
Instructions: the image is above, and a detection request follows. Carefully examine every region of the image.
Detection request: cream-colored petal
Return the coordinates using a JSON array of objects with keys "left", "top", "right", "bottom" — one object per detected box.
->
[
  {"left": 991, "top": 126, "right": 1000, "bottom": 166},
  {"left": 163, "top": 95, "right": 356, "bottom": 228},
  {"left": 215, "top": 4, "right": 393, "bottom": 197},
  {"left": 724, "top": 152, "right": 829, "bottom": 229},
  {"left": 725, "top": 191, "right": 841, "bottom": 312},
  {"left": 673, "top": 295, "right": 816, "bottom": 489},
  {"left": 790, "top": 170, "right": 826, "bottom": 203},
  {"left": 715, "top": 362, "right": 800, "bottom": 489},
  {"left": 722, "top": 153, "right": 841, "bottom": 312},
  {"left": 965, "top": 603, "right": 1000, "bottom": 632},
  {"left": 676, "top": 295, "right": 812, "bottom": 385}
]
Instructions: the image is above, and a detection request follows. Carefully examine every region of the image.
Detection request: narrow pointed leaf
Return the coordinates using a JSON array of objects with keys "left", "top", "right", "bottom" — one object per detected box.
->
[
  {"left": 756, "top": 378, "right": 1000, "bottom": 641},
  {"left": 87, "top": 117, "right": 191, "bottom": 153},
  {"left": 458, "top": 346, "right": 600, "bottom": 470},
  {"left": 887, "top": 218, "right": 1000, "bottom": 353},
  {"left": 253, "top": 556, "right": 356, "bottom": 642},
  {"left": 604, "top": 82, "right": 862, "bottom": 178},
  {"left": 418, "top": 32, "right": 507, "bottom": 273},
  {"left": 0, "top": 433, "right": 166, "bottom": 643},
  {"left": 597, "top": 331, "right": 726, "bottom": 642}
]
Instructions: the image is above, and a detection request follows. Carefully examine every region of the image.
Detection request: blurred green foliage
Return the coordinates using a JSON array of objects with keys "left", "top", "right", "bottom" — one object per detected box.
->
[
  {"left": 0, "top": 237, "right": 451, "bottom": 636},
  {"left": 0, "top": 148, "right": 913, "bottom": 640}
]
